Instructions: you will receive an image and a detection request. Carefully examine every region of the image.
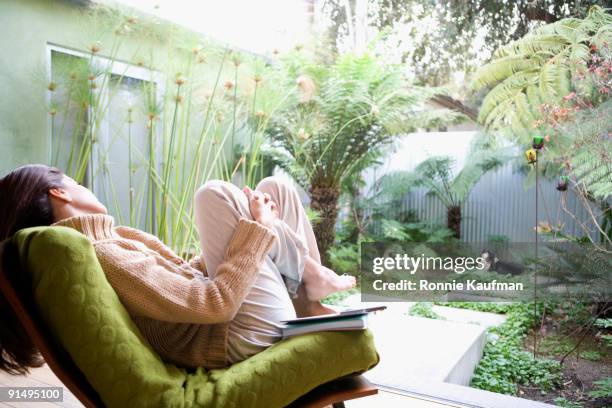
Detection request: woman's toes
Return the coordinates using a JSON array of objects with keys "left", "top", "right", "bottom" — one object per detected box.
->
[{"left": 338, "top": 275, "right": 356, "bottom": 290}]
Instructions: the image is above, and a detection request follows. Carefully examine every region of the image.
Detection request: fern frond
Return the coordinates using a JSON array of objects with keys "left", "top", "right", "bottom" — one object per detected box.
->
[
  {"left": 478, "top": 70, "right": 539, "bottom": 124},
  {"left": 495, "top": 35, "right": 569, "bottom": 59},
  {"left": 482, "top": 99, "right": 514, "bottom": 129},
  {"left": 475, "top": 8, "right": 610, "bottom": 133},
  {"left": 572, "top": 150, "right": 612, "bottom": 199},
  {"left": 559, "top": 100, "right": 612, "bottom": 199},
  {"left": 514, "top": 92, "right": 538, "bottom": 130},
  {"left": 472, "top": 57, "right": 541, "bottom": 89},
  {"left": 451, "top": 143, "right": 511, "bottom": 202}
]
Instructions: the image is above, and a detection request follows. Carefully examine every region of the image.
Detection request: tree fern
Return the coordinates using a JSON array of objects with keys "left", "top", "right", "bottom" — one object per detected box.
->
[
  {"left": 264, "top": 50, "right": 460, "bottom": 260},
  {"left": 410, "top": 136, "right": 512, "bottom": 209},
  {"left": 267, "top": 51, "right": 449, "bottom": 188},
  {"left": 375, "top": 134, "right": 514, "bottom": 239}
]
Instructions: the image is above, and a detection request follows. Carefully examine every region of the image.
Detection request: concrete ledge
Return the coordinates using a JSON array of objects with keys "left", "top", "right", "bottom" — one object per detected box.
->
[
  {"left": 444, "top": 327, "right": 486, "bottom": 386},
  {"left": 382, "top": 381, "right": 556, "bottom": 408},
  {"left": 363, "top": 310, "right": 487, "bottom": 387}
]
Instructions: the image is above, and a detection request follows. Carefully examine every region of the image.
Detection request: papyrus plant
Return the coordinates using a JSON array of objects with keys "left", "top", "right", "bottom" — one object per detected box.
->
[{"left": 46, "top": 5, "right": 263, "bottom": 256}]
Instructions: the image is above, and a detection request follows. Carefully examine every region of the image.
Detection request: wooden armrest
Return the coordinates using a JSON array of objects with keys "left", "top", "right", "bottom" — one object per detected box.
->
[{"left": 288, "top": 375, "right": 378, "bottom": 408}]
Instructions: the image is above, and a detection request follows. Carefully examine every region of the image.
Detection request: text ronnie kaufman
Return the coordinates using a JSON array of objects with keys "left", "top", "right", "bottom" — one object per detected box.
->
[{"left": 372, "top": 279, "right": 524, "bottom": 291}]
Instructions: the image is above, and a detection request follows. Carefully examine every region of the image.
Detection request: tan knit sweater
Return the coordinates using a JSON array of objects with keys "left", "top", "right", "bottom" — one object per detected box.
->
[{"left": 52, "top": 213, "right": 276, "bottom": 369}]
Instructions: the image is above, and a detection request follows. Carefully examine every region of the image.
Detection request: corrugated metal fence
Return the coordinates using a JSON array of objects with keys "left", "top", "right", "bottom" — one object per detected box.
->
[
  {"left": 399, "top": 164, "right": 599, "bottom": 243},
  {"left": 355, "top": 131, "right": 602, "bottom": 243}
]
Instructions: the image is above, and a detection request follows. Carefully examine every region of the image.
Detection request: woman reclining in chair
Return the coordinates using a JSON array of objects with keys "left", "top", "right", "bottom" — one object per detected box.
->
[{"left": 0, "top": 164, "right": 355, "bottom": 374}]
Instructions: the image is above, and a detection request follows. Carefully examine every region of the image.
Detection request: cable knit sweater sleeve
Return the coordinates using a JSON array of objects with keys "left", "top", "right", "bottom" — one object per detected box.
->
[{"left": 97, "top": 218, "right": 276, "bottom": 325}]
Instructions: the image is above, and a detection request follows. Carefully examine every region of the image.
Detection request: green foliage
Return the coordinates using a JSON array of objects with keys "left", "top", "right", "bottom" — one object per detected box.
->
[
  {"left": 579, "top": 350, "right": 603, "bottom": 361},
  {"left": 487, "top": 234, "right": 510, "bottom": 243},
  {"left": 342, "top": 170, "right": 420, "bottom": 238},
  {"left": 321, "top": 287, "right": 359, "bottom": 306},
  {"left": 337, "top": 133, "right": 510, "bottom": 246},
  {"left": 473, "top": 6, "right": 611, "bottom": 140},
  {"left": 595, "top": 318, "right": 612, "bottom": 329},
  {"left": 468, "top": 303, "right": 563, "bottom": 395},
  {"left": 588, "top": 377, "right": 612, "bottom": 398},
  {"left": 595, "top": 316, "right": 612, "bottom": 349},
  {"left": 380, "top": 219, "right": 412, "bottom": 241},
  {"left": 450, "top": 302, "right": 610, "bottom": 401},
  {"left": 328, "top": 244, "right": 360, "bottom": 276},
  {"left": 392, "top": 221, "right": 457, "bottom": 243},
  {"left": 305, "top": 207, "right": 322, "bottom": 225},
  {"left": 560, "top": 301, "right": 597, "bottom": 329},
  {"left": 408, "top": 302, "right": 445, "bottom": 320},
  {"left": 538, "top": 335, "right": 576, "bottom": 356},
  {"left": 335, "top": 167, "right": 457, "bottom": 246},
  {"left": 529, "top": 100, "right": 612, "bottom": 206},
  {"left": 366, "top": 218, "right": 456, "bottom": 244},
  {"left": 554, "top": 397, "right": 584, "bottom": 408},
  {"left": 565, "top": 101, "right": 612, "bottom": 200},
  {"left": 436, "top": 302, "right": 516, "bottom": 314}
]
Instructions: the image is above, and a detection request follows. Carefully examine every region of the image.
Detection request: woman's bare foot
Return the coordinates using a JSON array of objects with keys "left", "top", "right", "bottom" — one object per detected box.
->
[
  {"left": 305, "top": 301, "right": 337, "bottom": 316},
  {"left": 303, "top": 259, "right": 356, "bottom": 301},
  {"left": 291, "top": 285, "right": 338, "bottom": 317}
]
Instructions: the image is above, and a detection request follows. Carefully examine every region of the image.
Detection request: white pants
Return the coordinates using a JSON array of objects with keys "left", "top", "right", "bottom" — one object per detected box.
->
[{"left": 194, "top": 177, "right": 321, "bottom": 363}]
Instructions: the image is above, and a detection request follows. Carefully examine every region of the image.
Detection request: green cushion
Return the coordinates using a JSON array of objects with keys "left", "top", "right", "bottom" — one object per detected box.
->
[{"left": 12, "top": 226, "right": 379, "bottom": 408}]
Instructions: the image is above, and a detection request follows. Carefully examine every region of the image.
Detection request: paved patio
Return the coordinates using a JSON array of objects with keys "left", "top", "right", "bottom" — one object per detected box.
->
[{"left": 0, "top": 364, "right": 459, "bottom": 408}]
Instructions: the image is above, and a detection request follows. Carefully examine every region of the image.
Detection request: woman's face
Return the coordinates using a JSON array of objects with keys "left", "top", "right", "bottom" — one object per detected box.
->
[{"left": 49, "top": 175, "right": 107, "bottom": 216}]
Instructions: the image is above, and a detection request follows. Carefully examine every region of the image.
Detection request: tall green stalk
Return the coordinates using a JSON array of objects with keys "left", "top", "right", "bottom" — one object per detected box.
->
[
  {"left": 157, "top": 82, "right": 183, "bottom": 241},
  {"left": 127, "top": 108, "right": 134, "bottom": 225},
  {"left": 175, "top": 50, "right": 229, "bottom": 254}
]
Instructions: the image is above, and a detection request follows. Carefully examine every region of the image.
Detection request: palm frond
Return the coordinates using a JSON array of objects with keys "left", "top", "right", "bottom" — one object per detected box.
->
[{"left": 451, "top": 146, "right": 512, "bottom": 202}]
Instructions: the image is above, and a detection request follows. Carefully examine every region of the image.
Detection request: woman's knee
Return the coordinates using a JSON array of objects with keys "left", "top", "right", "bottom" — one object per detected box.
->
[
  {"left": 194, "top": 180, "right": 237, "bottom": 210},
  {"left": 256, "top": 176, "right": 295, "bottom": 198}
]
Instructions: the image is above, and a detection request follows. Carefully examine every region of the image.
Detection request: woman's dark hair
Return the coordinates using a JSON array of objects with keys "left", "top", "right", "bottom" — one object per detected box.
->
[
  {"left": 0, "top": 164, "right": 64, "bottom": 242},
  {"left": 0, "top": 164, "right": 64, "bottom": 374}
]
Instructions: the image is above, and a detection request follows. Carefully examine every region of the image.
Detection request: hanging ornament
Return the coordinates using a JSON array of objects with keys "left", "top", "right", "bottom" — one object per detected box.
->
[
  {"left": 525, "top": 148, "right": 537, "bottom": 164},
  {"left": 556, "top": 175, "right": 569, "bottom": 191},
  {"left": 532, "top": 135, "right": 544, "bottom": 150}
]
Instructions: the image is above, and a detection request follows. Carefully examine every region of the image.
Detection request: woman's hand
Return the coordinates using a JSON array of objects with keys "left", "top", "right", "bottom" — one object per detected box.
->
[{"left": 243, "top": 186, "right": 278, "bottom": 229}]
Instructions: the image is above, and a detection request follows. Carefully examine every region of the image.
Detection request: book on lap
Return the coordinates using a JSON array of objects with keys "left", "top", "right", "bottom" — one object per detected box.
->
[
  {"left": 281, "top": 314, "right": 368, "bottom": 338},
  {"left": 280, "top": 306, "right": 386, "bottom": 325},
  {"left": 279, "top": 306, "right": 386, "bottom": 338}
]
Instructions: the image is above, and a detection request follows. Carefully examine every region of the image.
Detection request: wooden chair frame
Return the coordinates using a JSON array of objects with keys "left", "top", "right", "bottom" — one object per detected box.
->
[{"left": 0, "top": 241, "right": 377, "bottom": 407}]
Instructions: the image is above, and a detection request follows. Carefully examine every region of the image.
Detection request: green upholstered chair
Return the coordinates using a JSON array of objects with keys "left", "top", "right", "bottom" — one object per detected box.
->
[{"left": 0, "top": 226, "right": 379, "bottom": 408}]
